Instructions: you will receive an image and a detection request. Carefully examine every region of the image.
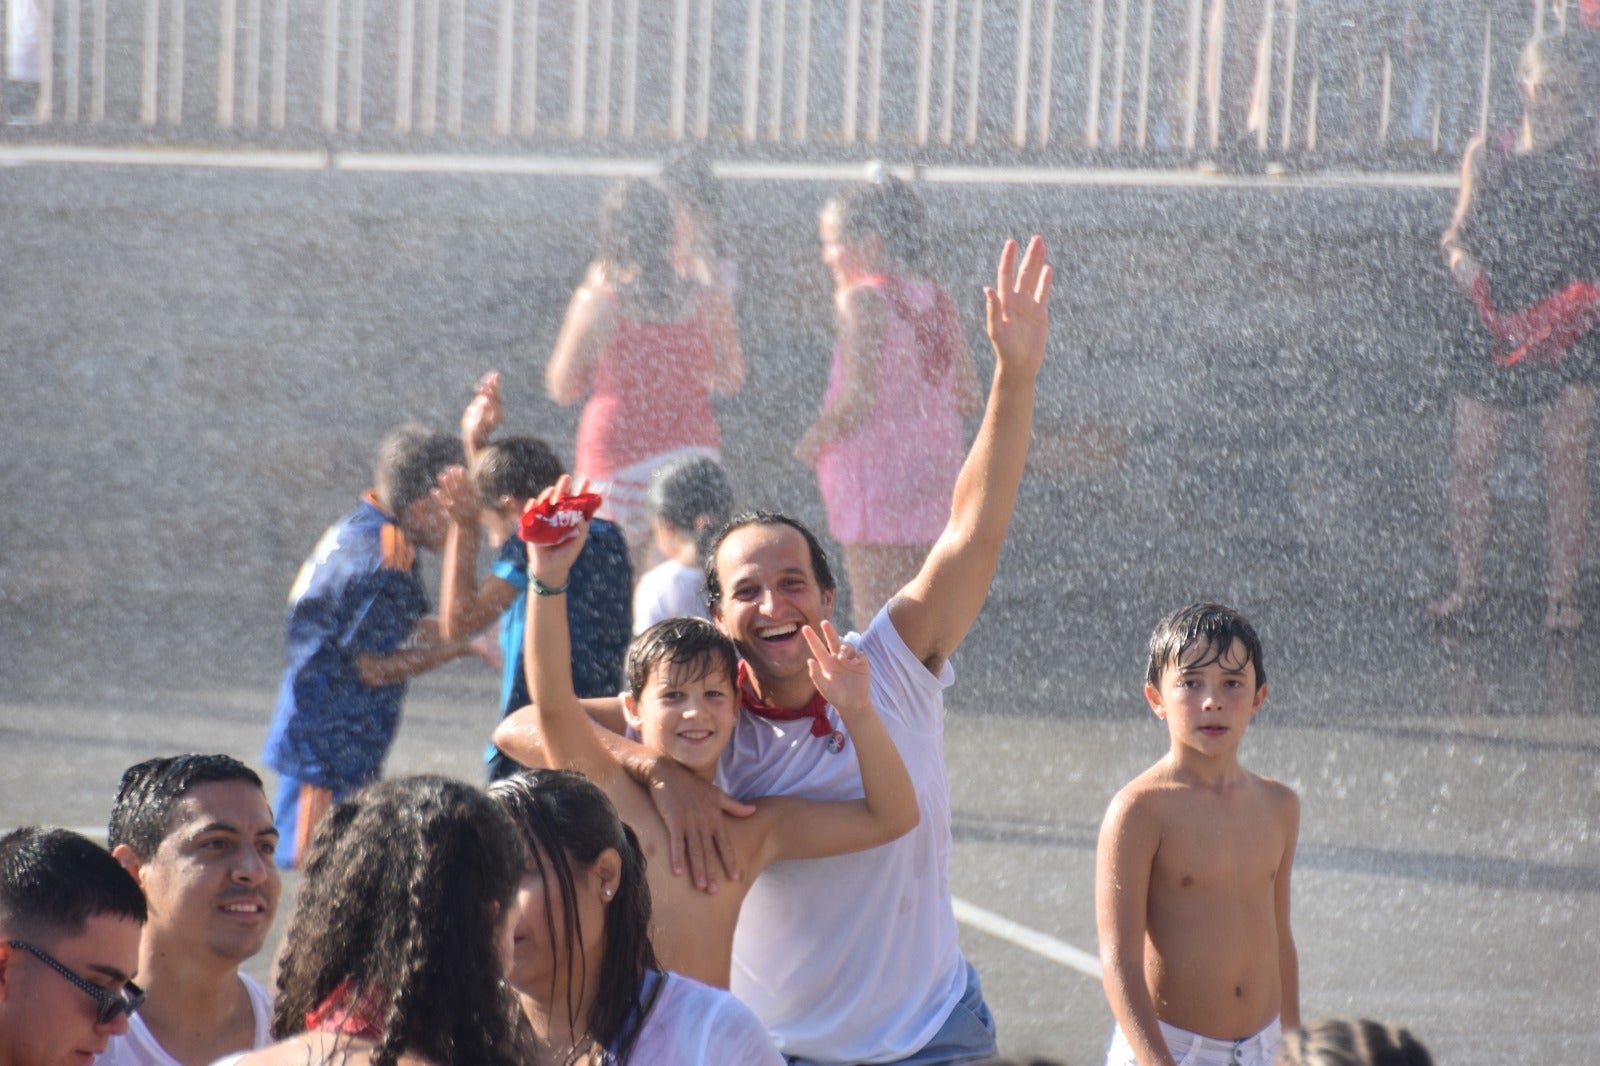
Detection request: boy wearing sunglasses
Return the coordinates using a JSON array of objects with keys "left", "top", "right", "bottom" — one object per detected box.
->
[
  {"left": 0, "top": 827, "right": 147, "bottom": 1066},
  {"left": 102, "top": 755, "right": 280, "bottom": 1066}
]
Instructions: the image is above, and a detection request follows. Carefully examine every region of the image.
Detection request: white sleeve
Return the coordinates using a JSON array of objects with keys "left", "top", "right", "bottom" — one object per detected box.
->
[
  {"left": 855, "top": 605, "right": 953, "bottom": 731},
  {"left": 697, "top": 996, "right": 784, "bottom": 1065}
]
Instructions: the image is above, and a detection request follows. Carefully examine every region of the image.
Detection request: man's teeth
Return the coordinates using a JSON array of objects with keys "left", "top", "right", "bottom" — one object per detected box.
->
[
  {"left": 222, "top": 903, "right": 261, "bottom": 913},
  {"left": 759, "top": 624, "right": 799, "bottom": 639}
]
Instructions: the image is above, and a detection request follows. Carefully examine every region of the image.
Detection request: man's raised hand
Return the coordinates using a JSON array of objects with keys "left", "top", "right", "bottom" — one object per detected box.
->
[{"left": 985, "top": 236, "right": 1052, "bottom": 382}]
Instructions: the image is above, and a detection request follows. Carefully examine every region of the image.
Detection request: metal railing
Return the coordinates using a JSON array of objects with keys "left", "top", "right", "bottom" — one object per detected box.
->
[{"left": 0, "top": 0, "right": 1575, "bottom": 167}]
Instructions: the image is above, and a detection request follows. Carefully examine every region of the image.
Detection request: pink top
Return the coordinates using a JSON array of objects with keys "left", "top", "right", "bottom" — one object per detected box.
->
[
  {"left": 574, "top": 288, "right": 720, "bottom": 480},
  {"left": 813, "top": 274, "right": 967, "bottom": 546}
]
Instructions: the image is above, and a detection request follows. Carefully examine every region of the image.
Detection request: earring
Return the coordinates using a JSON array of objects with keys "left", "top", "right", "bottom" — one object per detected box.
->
[{"left": 603, "top": 887, "right": 614, "bottom": 899}]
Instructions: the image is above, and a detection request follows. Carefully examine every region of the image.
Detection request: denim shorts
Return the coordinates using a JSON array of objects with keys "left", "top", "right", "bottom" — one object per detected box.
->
[{"left": 784, "top": 959, "right": 997, "bottom": 1066}]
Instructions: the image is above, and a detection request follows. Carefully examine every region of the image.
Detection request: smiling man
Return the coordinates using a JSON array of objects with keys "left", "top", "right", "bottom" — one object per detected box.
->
[
  {"left": 0, "top": 827, "right": 148, "bottom": 1066},
  {"left": 101, "top": 756, "right": 280, "bottom": 1066}
]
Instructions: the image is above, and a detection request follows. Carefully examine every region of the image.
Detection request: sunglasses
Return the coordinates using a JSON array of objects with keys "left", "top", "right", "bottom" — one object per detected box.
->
[{"left": 7, "top": 940, "right": 146, "bottom": 1025}]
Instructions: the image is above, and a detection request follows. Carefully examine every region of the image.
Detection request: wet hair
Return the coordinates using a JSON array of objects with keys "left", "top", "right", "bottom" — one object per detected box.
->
[
  {"left": 108, "top": 754, "right": 266, "bottom": 858},
  {"left": 648, "top": 455, "right": 734, "bottom": 562},
  {"left": 374, "top": 425, "right": 462, "bottom": 516},
  {"left": 488, "top": 770, "right": 661, "bottom": 1065},
  {"left": 832, "top": 173, "right": 930, "bottom": 270},
  {"left": 1145, "top": 602, "right": 1267, "bottom": 690},
  {"left": 703, "top": 511, "right": 837, "bottom": 612},
  {"left": 598, "top": 178, "right": 682, "bottom": 316},
  {"left": 469, "top": 436, "right": 565, "bottom": 505},
  {"left": 625, "top": 616, "right": 739, "bottom": 700},
  {"left": 659, "top": 146, "right": 722, "bottom": 250},
  {"left": 269, "top": 776, "right": 528, "bottom": 1066},
  {"left": 1278, "top": 1018, "right": 1433, "bottom": 1066},
  {"left": 0, "top": 828, "right": 146, "bottom": 940}
]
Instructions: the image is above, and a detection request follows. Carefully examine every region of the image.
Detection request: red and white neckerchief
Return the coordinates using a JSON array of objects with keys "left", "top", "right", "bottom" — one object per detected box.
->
[
  {"left": 305, "top": 979, "right": 389, "bottom": 1041},
  {"left": 737, "top": 660, "right": 848, "bottom": 753}
]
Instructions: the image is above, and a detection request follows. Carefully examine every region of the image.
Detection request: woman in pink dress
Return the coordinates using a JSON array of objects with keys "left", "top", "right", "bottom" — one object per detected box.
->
[
  {"left": 795, "top": 177, "right": 983, "bottom": 631},
  {"left": 547, "top": 179, "right": 743, "bottom": 564}
]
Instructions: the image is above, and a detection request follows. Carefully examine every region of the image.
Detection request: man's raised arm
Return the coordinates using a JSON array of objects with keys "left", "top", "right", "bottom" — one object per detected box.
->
[{"left": 890, "top": 236, "right": 1053, "bottom": 672}]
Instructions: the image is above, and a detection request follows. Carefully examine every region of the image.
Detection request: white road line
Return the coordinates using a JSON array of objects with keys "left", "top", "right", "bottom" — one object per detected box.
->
[
  {"left": 953, "top": 895, "right": 1103, "bottom": 979},
  {"left": 0, "top": 143, "right": 1460, "bottom": 190}
]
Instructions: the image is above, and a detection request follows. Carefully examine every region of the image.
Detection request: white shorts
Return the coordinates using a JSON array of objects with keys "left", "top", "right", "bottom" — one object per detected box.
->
[
  {"left": 1106, "top": 1017, "right": 1282, "bottom": 1066},
  {"left": 586, "top": 444, "right": 718, "bottom": 550}
]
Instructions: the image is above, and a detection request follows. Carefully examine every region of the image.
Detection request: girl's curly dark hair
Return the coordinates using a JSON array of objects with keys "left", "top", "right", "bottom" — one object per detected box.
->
[
  {"left": 598, "top": 178, "right": 684, "bottom": 318},
  {"left": 270, "top": 776, "right": 530, "bottom": 1066},
  {"left": 489, "top": 769, "right": 661, "bottom": 1064}
]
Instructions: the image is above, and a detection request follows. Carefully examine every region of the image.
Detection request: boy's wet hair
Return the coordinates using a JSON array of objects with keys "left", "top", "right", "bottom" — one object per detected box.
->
[
  {"left": 374, "top": 424, "right": 462, "bottom": 515},
  {"left": 108, "top": 754, "right": 265, "bottom": 858},
  {"left": 704, "top": 511, "right": 837, "bottom": 612},
  {"left": 0, "top": 827, "right": 147, "bottom": 939},
  {"left": 625, "top": 616, "right": 738, "bottom": 700},
  {"left": 470, "top": 436, "right": 565, "bottom": 505},
  {"left": 1145, "top": 602, "right": 1266, "bottom": 689}
]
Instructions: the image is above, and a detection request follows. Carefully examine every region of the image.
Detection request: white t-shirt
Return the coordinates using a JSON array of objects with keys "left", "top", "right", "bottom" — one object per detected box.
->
[
  {"left": 101, "top": 973, "right": 273, "bottom": 1066},
  {"left": 632, "top": 559, "right": 708, "bottom": 634},
  {"left": 623, "top": 971, "right": 782, "bottom": 1064},
  {"left": 718, "top": 608, "right": 966, "bottom": 1063}
]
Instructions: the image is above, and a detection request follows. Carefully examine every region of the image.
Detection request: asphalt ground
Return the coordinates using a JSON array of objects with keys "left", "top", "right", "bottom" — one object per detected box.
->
[
  {"left": 2, "top": 647, "right": 1595, "bottom": 1064},
  {"left": 1, "top": 158, "right": 1597, "bottom": 1063}
]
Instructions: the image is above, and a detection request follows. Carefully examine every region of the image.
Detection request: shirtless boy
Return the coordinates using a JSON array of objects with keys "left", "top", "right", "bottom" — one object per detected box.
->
[
  {"left": 509, "top": 485, "right": 919, "bottom": 988},
  {"left": 1096, "top": 602, "right": 1300, "bottom": 1066}
]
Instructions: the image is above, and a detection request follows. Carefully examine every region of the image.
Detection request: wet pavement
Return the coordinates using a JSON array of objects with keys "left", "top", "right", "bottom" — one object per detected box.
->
[{"left": 1, "top": 160, "right": 1597, "bottom": 1062}]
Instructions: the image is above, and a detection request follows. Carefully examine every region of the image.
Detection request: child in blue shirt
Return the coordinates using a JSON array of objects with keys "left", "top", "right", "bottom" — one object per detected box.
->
[{"left": 264, "top": 425, "right": 475, "bottom": 867}]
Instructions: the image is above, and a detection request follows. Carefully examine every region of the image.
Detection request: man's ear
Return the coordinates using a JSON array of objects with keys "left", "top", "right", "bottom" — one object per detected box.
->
[
  {"left": 821, "top": 586, "right": 835, "bottom": 619},
  {"left": 110, "top": 844, "right": 148, "bottom": 885}
]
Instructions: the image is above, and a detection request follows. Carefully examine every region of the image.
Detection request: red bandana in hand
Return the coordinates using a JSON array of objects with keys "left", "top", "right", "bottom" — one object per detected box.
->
[
  {"left": 305, "top": 980, "right": 390, "bottom": 1040},
  {"left": 737, "top": 660, "right": 834, "bottom": 739},
  {"left": 519, "top": 492, "right": 603, "bottom": 545}
]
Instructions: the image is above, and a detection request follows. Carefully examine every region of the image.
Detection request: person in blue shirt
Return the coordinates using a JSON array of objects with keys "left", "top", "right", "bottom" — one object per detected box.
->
[
  {"left": 263, "top": 425, "right": 476, "bottom": 867},
  {"left": 438, "top": 372, "right": 633, "bottom": 780}
]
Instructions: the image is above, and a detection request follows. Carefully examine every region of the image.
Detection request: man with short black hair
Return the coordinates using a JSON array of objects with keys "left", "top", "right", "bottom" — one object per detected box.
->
[
  {"left": 0, "top": 827, "right": 147, "bottom": 1066},
  {"left": 101, "top": 755, "right": 280, "bottom": 1066}
]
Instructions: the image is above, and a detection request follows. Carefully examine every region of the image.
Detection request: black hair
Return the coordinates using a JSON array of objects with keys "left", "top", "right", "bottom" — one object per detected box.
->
[
  {"left": 704, "top": 511, "right": 837, "bottom": 613},
  {"left": 647, "top": 455, "right": 734, "bottom": 562},
  {"left": 832, "top": 174, "right": 930, "bottom": 270},
  {"left": 108, "top": 754, "right": 266, "bottom": 858},
  {"left": 374, "top": 425, "right": 462, "bottom": 516},
  {"left": 624, "top": 616, "right": 739, "bottom": 700},
  {"left": 659, "top": 146, "right": 722, "bottom": 248},
  {"left": 598, "top": 178, "right": 683, "bottom": 317},
  {"left": 1145, "top": 602, "right": 1266, "bottom": 690},
  {"left": 269, "top": 776, "right": 529, "bottom": 1066},
  {"left": 0, "top": 828, "right": 146, "bottom": 940},
  {"left": 488, "top": 770, "right": 661, "bottom": 1065},
  {"left": 469, "top": 436, "right": 566, "bottom": 504},
  {"left": 1280, "top": 1018, "right": 1434, "bottom": 1066}
]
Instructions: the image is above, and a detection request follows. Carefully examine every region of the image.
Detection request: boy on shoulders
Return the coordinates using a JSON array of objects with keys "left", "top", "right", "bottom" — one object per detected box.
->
[{"left": 1096, "top": 602, "right": 1300, "bottom": 1066}]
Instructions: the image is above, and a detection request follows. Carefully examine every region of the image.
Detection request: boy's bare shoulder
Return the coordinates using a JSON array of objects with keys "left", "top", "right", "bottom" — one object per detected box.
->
[
  {"left": 1101, "top": 761, "right": 1182, "bottom": 830},
  {"left": 1249, "top": 770, "right": 1300, "bottom": 821}
]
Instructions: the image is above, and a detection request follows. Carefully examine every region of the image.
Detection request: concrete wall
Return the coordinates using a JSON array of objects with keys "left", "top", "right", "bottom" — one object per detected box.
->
[{"left": 4, "top": 165, "right": 1526, "bottom": 700}]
